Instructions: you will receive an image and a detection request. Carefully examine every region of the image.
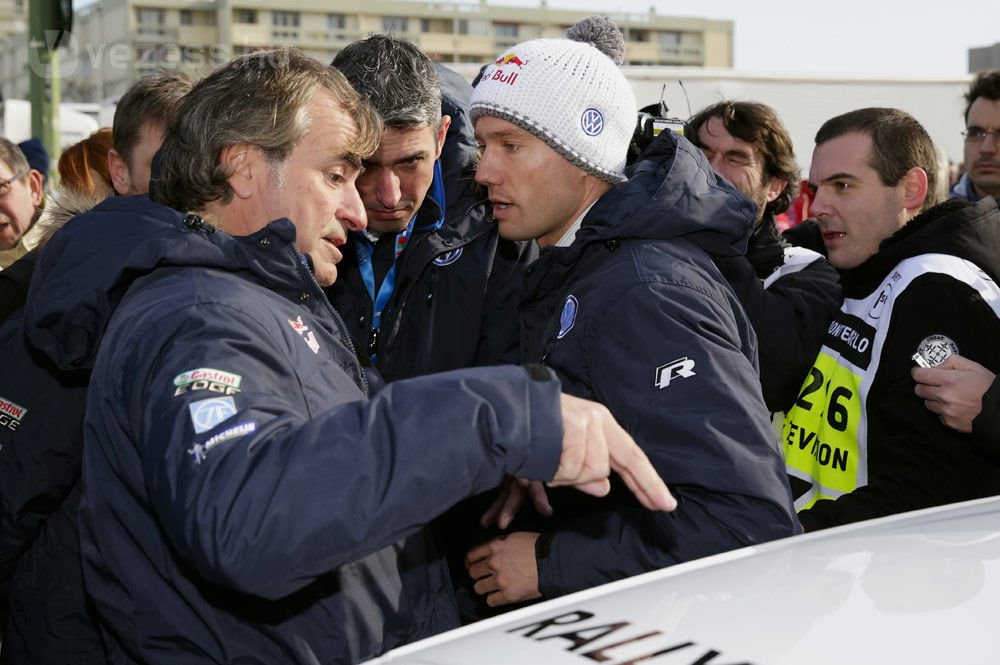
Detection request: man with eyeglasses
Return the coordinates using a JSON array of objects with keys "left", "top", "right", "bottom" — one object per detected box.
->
[
  {"left": 952, "top": 70, "right": 1000, "bottom": 202},
  {"left": 0, "top": 138, "right": 44, "bottom": 270}
]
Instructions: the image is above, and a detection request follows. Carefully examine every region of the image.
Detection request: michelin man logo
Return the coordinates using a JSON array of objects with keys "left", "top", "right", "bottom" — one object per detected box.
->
[{"left": 581, "top": 108, "right": 605, "bottom": 137}]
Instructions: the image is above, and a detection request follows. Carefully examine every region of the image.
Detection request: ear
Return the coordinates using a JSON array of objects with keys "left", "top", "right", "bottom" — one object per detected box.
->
[
  {"left": 764, "top": 176, "right": 788, "bottom": 205},
  {"left": 221, "top": 144, "right": 260, "bottom": 200},
  {"left": 108, "top": 149, "right": 131, "bottom": 195},
  {"left": 26, "top": 168, "right": 44, "bottom": 207},
  {"left": 901, "top": 166, "right": 929, "bottom": 213},
  {"left": 434, "top": 115, "right": 451, "bottom": 160}
]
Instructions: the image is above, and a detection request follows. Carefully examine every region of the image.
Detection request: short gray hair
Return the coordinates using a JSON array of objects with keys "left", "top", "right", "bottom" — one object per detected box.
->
[
  {"left": 0, "top": 137, "right": 30, "bottom": 178},
  {"left": 332, "top": 35, "right": 441, "bottom": 130},
  {"left": 155, "top": 48, "right": 381, "bottom": 212}
]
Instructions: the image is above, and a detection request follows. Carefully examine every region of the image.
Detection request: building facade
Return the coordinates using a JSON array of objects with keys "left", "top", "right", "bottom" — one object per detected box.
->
[
  {"left": 0, "top": 0, "right": 733, "bottom": 102},
  {"left": 970, "top": 42, "right": 1000, "bottom": 73}
]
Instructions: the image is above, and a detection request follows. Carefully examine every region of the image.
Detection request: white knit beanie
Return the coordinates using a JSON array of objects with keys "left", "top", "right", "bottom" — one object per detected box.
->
[{"left": 470, "top": 16, "right": 637, "bottom": 184}]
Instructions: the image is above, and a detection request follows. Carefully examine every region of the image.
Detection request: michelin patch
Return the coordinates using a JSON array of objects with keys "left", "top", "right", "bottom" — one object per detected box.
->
[
  {"left": 0, "top": 395, "right": 27, "bottom": 432},
  {"left": 189, "top": 396, "right": 238, "bottom": 434},
  {"left": 288, "top": 316, "right": 321, "bottom": 354},
  {"left": 173, "top": 368, "right": 243, "bottom": 396},
  {"left": 188, "top": 420, "right": 257, "bottom": 465},
  {"left": 912, "top": 335, "right": 959, "bottom": 368},
  {"left": 557, "top": 295, "right": 579, "bottom": 339}
]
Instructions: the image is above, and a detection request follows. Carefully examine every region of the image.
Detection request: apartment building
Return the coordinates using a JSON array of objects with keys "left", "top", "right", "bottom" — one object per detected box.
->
[{"left": 0, "top": 0, "right": 733, "bottom": 102}]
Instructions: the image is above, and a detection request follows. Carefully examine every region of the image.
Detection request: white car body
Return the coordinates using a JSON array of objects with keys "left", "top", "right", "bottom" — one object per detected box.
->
[{"left": 365, "top": 496, "right": 1000, "bottom": 664}]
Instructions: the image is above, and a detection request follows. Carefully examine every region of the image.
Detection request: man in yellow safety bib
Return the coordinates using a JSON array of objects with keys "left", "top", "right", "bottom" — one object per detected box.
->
[{"left": 783, "top": 107, "right": 1000, "bottom": 530}]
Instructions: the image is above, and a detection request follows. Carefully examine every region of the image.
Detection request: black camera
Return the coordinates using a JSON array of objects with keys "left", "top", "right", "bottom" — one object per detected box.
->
[{"left": 628, "top": 101, "right": 688, "bottom": 165}]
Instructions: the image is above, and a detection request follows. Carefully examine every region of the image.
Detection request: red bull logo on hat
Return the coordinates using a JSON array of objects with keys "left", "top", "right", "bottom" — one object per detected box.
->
[{"left": 495, "top": 53, "right": 527, "bottom": 68}]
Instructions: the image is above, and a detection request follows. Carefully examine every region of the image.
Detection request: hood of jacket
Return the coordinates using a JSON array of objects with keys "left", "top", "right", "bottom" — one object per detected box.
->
[
  {"left": 842, "top": 197, "right": 1000, "bottom": 297},
  {"left": 24, "top": 195, "right": 311, "bottom": 372},
  {"left": 572, "top": 130, "right": 756, "bottom": 257},
  {"left": 436, "top": 63, "right": 481, "bottom": 215}
]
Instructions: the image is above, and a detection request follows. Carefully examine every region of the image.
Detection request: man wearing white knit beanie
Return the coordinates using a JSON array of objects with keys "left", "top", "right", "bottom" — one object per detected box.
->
[
  {"left": 466, "top": 16, "right": 799, "bottom": 610},
  {"left": 470, "top": 15, "right": 636, "bottom": 247}
]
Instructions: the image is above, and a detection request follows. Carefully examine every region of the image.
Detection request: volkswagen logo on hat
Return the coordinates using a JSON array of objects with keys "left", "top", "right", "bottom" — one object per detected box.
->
[{"left": 581, "top": 108, "right": 604, "bottom": 137}]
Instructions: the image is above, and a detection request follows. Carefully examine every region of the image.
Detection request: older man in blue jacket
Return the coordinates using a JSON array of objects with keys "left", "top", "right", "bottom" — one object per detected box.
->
[{"left": 1, "top": 48, "right": 673, "bottom": 664}]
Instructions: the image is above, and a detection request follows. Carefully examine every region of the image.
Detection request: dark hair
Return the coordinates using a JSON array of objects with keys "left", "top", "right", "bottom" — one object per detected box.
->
[
  {"left": 155, "top": 48, "right": 381, "bottom": 212},
  {"left": 815, "top": 107, "right": 940, "bottom": 211},
  {"left": 964, "top": 70, "right": 1000, "bottom": 123},
  {"left": 687, "top": 100, "right": 799, "bottom": 215},
  {"left": 113, "top": 71, "right": 193, "bottom": 167},
  {"left": 332, "top": 35, "right": 441, "bottom": 131}
]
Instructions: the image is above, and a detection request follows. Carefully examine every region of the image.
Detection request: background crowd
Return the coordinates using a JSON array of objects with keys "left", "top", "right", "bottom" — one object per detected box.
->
[{"left": 0, "top": 14, "right": 998, "bottom": 665}]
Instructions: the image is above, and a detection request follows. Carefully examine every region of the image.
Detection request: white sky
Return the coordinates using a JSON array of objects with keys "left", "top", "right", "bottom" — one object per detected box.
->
[{"left": 488, "top": 0, "right": 998, "bottom": 76}]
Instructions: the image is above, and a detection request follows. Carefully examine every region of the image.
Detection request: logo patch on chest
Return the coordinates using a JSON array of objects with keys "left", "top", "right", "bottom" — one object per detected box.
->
[
  {"left": 557, "top": 295, "right": 579, "bottom": 339},
  {"left": 288, "top": 316, "right": 321, "bottom": 354},
  {"left": 433, "top": 247, "right": 464, "bottom": 266}
]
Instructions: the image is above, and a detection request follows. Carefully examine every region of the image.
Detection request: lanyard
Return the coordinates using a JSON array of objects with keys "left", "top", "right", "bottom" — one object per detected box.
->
[{"left": 355, "top": 160, "right": 446, "bottom": 360}]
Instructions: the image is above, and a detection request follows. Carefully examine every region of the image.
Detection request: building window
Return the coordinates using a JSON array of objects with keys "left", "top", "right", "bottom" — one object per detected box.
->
[
  {"left": 136, "top": 8, "right": 165, "bottom": 25},
  {"left": 494, "top": 22, "right": 518, "bottom": 38},
  {"left": 328, "top": 13, "right": 345, "bottom": 29},
  {"left": 272, "top": 11, "right": 300, "bottom": 28},
  {"left": 420, "top": 19, "right": 430, "bottom": 33},
  {"left": 382, "top": 16, "right": 408, "bottom": 33},
  {"left": 657, "top": 31, "right": 681, "bottom": 45},
  {"left": 136, "top": 8, "right": 166, "bottom": 36},
  {"left": 235, "top": 9, "right": 257, "bottom": 24},
  {"left": 457, "top": 19, "right": 488, "bottom": 36},
  {"left": 631, "top": 29, "right": 649, "bottom": 43},
  {"left": 180, "top": 9, "right": 192, "bottom": 25}
]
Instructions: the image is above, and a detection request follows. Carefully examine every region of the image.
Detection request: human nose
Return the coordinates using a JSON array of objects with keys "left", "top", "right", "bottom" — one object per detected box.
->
[
  {"left": 810, "top": 187, "right": 832, "bottom": 218},
  {"left": 374, "top": 169, "right": 402, "bottom": 208},
  {"left": 706, "top": 151, "right": 725, "bottom": 174},
  {"left": 475, "top": 147, "right": 500, "bottom": 187},
  {"left": 341, "top": 184, "right": 367, "bottom": 233},
  {"left": 979, "top": 131, "right": 999, "bottom": 153}
]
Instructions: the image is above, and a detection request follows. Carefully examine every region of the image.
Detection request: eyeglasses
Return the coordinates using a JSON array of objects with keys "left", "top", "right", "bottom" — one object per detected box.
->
[
  {"left": 0, "top": 168, "right": 26, "bottom": 198},
  {"left": 963, "top": 127, "right": 1000, "bottom": 144}
]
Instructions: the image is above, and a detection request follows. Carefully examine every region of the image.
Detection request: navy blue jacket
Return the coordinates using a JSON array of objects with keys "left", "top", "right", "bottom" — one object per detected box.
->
[
  {"left": 326, "top": 66, "right": 535, "bottom": 382},
  {"left": 19, "top": 195, "right": 565, "bottom": 664},
  {"left": 713, "top": 216, "right": 842, "bottom": 412},
  {"left": 0, "top": 309, "right": 98, "bottom": 664},
  {"left": 519, "top": 132, "right": 799, "bottom": 598}
]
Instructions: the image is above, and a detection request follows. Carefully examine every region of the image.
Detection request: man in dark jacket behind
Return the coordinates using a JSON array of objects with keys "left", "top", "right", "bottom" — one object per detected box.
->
[
  {"left": 464, "top": 17, "right": 798, "bottom": 608},
  {"left": 686, "top": 100, "right": 842, "bottom": 412},
  {"left": 783, "top": 108, "right": 1000, "bottom": 531},
  {"left": 7, "top": 48, "right": 672, "bottom": 664},
  {"left": 327, "top": 36, "right": 534, "bottom": 382}
]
